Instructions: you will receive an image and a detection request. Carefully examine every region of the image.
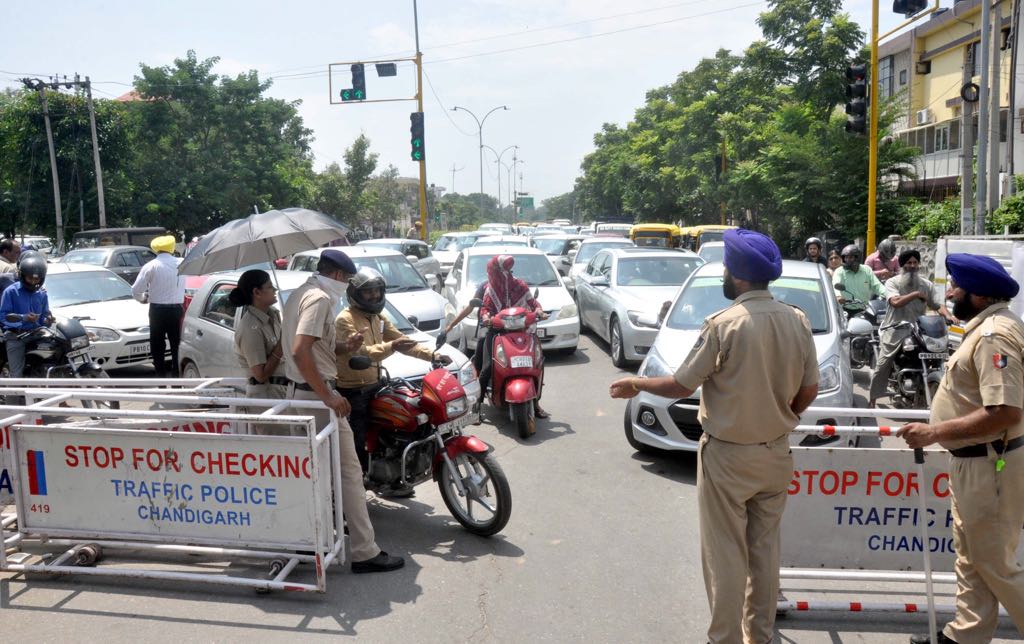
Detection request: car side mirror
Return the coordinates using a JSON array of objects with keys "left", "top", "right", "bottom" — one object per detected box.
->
[
  {"left": 407, "top": 254, "right": 419, "bottom": 263},
  {"left": 444, "top": 277, "right": 457, "bottom": 288},
  {"left": 348, "top": 356, "right": 372, "bottom": 370},
  {"left": 591, "top": 275, "right": 609, "bottom": 287},
  {"left": 568, "top": 249, "right": 578, "bottom": 261},
  {"left": 636, "top": 313, "right": 660, "bottom": 328},
  {"left": 425, "top": 273, "right": 438, "bottom": 290},
  {"left": 407, "top": 315, "right": 419, "bottom": 327}
]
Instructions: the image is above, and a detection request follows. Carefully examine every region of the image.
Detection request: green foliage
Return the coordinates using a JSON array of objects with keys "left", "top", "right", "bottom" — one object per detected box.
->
[
  {"left": 989, "top": 193, "right": 1024, "bottom": 234},
  {"left": 902, "top": 199, "right": 961, "bottom": 240},
  {"left": 540, "top": 192, "right": 576, "bottom": 222}
]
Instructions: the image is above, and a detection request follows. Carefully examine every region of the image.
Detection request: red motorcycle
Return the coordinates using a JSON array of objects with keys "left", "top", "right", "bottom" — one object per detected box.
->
[
  {"left": 351, "top": 353, "right": 512, "bottom": 536},
  {"left": 487, "top": 306, "right": 545, "bottom": 439}
]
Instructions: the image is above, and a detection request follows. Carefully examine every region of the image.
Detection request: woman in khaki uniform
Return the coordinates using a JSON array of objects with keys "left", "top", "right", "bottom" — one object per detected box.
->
[{"left": 229, "top": 269, "right": 288, "bottom": 435}]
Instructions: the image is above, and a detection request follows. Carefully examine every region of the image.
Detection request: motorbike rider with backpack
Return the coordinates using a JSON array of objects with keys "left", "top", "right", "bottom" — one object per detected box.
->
[
  {"left": 0, "top": 251, "right": 54, "bottom": 377},
  {"left": 803, "top": 237, "right": 827, "bottom": 266}
]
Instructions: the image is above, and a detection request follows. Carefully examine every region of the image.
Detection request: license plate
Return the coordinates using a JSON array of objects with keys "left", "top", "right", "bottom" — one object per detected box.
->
[
  {"left": 66, "top": 348, "right": 90, "bottom": 359},
  {"left": 130, "top": 342, "right": 151, "bottom": 356},
  {"left": 510, "top": 355, "right": 533, "bottom": 369},
  {"left": 438, "top": 414, "right": 473, "bottom": 433},
  {"left": 919, "top": 352, "right": 947, "bottom": 360}
]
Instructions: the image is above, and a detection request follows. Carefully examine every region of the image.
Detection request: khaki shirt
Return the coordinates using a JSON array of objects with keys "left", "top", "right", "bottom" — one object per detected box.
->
[
  {"left": 673, "top": 290, "right": 818, "bottom": 444},
  {"left": 932, "top": 302, "right": 1024, "bottom": 450},
  {"left": 282, "top": 276, "right": 338, "bottom": 383},
  {"left": 0, "top": 258, "right": 15, "bottom": 274},
  {"left": 234, "top": 305, "right": 284, "bottom": 377},
  {"left": 335, "top": 307, "right": 434, "bottom": 388}
]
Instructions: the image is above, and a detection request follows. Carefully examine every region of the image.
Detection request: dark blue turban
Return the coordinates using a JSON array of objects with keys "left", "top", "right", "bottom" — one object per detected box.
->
[
  {"left": 723, "top": 229, "right": 782, "bottom": 282},
  {"left": 946, "top": 253, "right": 1019, "bottom": 299},
  {"left": 320, "top": 248, "right": 357, "bottom": 274}
]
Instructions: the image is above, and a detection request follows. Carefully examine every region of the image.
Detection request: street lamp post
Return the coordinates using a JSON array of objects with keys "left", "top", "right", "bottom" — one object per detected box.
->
[
  {"left": 452, "top": 105, "right": 509, "bottom": 220},
  {"left": 483, "top": 144, "right": 518, "bottom": 223}
]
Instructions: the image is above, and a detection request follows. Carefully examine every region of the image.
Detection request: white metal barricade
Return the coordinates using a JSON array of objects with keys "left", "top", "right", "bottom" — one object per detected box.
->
[{"left": 0, "top": 389, "right": 349, "bottom": 594}]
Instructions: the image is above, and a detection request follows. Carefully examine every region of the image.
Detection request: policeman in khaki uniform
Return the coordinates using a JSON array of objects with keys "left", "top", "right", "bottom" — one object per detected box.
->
[
  {"left": 335, "top": 267, "right": 451, "bottom": 475},
  {"left": 611, "top": 229, "right": 819, "bottom": 644},
  {"left": 899, "top": 254, "right": 1024, "bottom": 644}
]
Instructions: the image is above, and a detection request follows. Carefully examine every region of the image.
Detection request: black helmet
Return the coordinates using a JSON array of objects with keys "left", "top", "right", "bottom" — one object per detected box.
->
[
  {"left": 18, "top": 250, "right": 47, "bottom": 292},
  {"left": 877, "top": 239, "right": 896, "bottom": 260},
  {"left": 840, "top": 244, "right": 862, "bottom": 260},
  {"left": 804, "top": 237, "right": 823, "bottom": 251},
  {"left": 347, "top": 267, "right": 387, "bottom": 315}
]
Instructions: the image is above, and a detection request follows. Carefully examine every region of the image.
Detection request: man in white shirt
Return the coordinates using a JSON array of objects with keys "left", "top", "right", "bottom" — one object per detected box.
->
[
  {"left": 132, "top": 235, "right": 186, "bottom": 378},
  {"left": 0, "top": 239, "right": 21, "bottom": 274}
]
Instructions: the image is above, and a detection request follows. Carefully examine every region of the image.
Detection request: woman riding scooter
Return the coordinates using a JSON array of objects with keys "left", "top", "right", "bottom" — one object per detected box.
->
[{"left": 478, "top": 255, "right": 550, "bottom": 419}]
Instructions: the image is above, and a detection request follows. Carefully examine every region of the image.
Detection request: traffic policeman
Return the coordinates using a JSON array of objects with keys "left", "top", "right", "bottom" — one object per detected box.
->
[
  {"left": 610, "top": 229, "right": 818, "bottom": 644},
  {"left": 898, "top": 254, "right": 1024, "bottom": 643}
]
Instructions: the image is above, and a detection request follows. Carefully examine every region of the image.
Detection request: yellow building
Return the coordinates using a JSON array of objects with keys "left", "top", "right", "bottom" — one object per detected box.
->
[{"left": 880, "top": 0, "right": 1014, "bottom": 199}]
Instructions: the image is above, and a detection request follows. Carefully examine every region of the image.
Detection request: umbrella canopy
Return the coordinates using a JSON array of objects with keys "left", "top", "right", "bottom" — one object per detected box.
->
[{"left": 177, "top": 208, "right": 350, "bottom": 276}]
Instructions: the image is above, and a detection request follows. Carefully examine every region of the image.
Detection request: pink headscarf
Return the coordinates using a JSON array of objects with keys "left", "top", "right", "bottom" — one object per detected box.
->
[{"left": 484, "top": 255, "right": 530, "bottom": 313}]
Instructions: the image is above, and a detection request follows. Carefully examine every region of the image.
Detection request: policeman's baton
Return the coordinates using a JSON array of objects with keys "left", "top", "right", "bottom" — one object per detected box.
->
[{"left": 915, "top": 447, "right": 938, "bottom": 644}]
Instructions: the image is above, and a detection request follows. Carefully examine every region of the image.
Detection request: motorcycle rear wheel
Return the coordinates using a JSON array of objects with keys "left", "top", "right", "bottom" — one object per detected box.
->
[
  {"left": 510, "top": 401, "right": 535, "bottom": 438},
  {"left": 437, "top": 451, "right": 511, "bottom": 536}
]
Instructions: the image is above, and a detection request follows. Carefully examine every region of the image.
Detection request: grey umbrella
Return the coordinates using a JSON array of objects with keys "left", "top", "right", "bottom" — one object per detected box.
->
[{"left": 177, "top": 208, "right": 350, "bottom": 276}]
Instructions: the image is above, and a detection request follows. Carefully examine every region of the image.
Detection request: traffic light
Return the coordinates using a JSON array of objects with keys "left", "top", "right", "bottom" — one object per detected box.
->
[
  {"left": 845, "top": 64, "right": 868, "bottom": 135},
  {"left": 410, "top": 111, "right": 425, "bottom": 161},
  {"left": 893, "top": 0, "right": 927, "bottom": 16},
  {"left": 340, "top": 63, "right": 366, "bottom": 101}
]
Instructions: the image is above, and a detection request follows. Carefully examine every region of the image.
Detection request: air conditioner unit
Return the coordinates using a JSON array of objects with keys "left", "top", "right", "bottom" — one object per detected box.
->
[{"left": 915, "top": 108, "right": 933, "bottom": 125}]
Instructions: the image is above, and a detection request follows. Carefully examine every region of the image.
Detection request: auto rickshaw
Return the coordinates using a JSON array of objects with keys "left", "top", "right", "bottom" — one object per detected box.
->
[
  {"left": 629, "top": 224, "right": 682, "bottom": 248},
  {"left": 680, "top": 224, "right": 737, "bottom": 251}
]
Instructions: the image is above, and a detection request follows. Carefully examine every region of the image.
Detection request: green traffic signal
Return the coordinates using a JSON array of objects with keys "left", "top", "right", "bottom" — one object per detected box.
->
[{"left": 410, "top": 111, "right": 425, "bottom": 162}]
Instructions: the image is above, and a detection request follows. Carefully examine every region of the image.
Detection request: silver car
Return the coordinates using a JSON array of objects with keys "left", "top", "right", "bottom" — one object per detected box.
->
[
  {"left": 433, "top": 232, "right": 485, "bottom": 277},
  {"left": 179, "top": 270, "right": 480, "bottom": 405},
  {"left": 624, "top": 260, "right": 856, "bottom": 453},
  {"left": 576, "top": 248, "right": 704, "bottom": 367},
  {"left": 530, "top": 233, "right": 585, "bottom": 276},
  {"left": 563, "top": 237, "right": 635, "bottom": 293},
  {"left": 357, "top": 238, "right": 443, "bottom": 290}
]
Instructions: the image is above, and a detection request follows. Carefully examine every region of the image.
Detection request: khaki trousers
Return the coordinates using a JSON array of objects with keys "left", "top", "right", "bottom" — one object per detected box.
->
[
  {"left": 945, "top": 446, "right": 1024, "bottom": 644},
  {"left": 698, "top": 433, "right": 792, "bottom": 644},
  {"left": 289, "top": 387, "right": 381, "bottom": 563},
  {"left": 244, "top": 382, "right": 288, "bottom": 436}
]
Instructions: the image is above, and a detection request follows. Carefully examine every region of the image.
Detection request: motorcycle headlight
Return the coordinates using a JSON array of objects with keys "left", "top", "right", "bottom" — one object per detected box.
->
[
  {"left": 445, "top": 396, "right": 468, "bottom": 418},
  {"left": 557, "top": 303, "right": 577, "bottom": 320},
  {"left": 457, "top": 359, "right": 476, "bottom": 385},
  {"left": 627, "top": 310, "right": 659, "bottom": 329},
  {"left": 85, "top": 327, "right": 120, "bottom": 342},
  {"left": 70, "top": 335, "right": 90, "bottom": 350},
  {"left": 924, "top": 336, "right": 947, "bottom": 353},
  {"left": 818, "top": 355, "right": 841, "bottom": 394},
  {"left": 902, "top": 337, "right": 916, "bottom": 352},
  {"left": 640, "top": 348, "right": 674, "bottom": 378}
]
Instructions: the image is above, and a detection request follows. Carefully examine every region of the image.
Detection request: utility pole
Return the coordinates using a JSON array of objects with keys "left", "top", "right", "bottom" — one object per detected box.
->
[
  {"left": 867, "top": 0, "right": 880, "bottom": 252},
  {"left": 413, "top": 0, "right": 428, "bottom": 240},
  {"left": 961, "top": 46, "right": 976, "bottom": 234},
  {"left": 977, "top": 0, "right": 992, "bottom": 234},
  {"left": 988, "top": 1, "right": 1003, "bottom": 215},
  {"left": 452, "top": 105, "right": 509, "bottom": 220},
  {"left": 449, "top": 163, "right": 464, "bottom": 195},
  {"left": 22, "top": 79, "right": 65, "bottom": 250},
  {"left": 84, "top": 76, "right": 106, "bottom": 227},
  {"left": 719, "top": 138, "right": 728, "bottom": 226}
]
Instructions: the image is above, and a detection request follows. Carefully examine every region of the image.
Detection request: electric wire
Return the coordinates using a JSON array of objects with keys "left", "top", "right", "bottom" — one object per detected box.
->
[{"left": 423, "top": 69, "right": 477, "bottom": 137}]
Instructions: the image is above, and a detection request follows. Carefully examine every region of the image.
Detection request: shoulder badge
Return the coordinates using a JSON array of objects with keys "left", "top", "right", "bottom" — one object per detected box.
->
[{"left": 993, "top": 353, "right": 1009, "bottom": 369}]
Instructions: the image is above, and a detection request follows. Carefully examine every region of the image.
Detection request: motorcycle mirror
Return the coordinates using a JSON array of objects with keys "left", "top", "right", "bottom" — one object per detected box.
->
[
  {"left": 469, "top": 298, "right": 483, "bottom": 309},
  {"left": 435, "top": 331, "right": 447, "bottom": 349},
  {"left": 833, "top": 283, "right": 845, "bottom": 292},
  {"left": 348, "top": 356, "right": 373, "bottom": 371}
]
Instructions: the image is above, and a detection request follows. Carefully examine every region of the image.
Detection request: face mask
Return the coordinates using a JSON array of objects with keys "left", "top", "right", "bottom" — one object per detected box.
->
[{"left": 316, "top": 274, "right": 348, "bottom": 301}]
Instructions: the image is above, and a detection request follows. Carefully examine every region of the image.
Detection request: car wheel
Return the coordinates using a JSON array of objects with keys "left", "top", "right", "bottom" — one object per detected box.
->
[
  {"left": 623, "top": 402, "right": 659, "bottom": 454},
  {"left": 181, "top": 361, "right": 201, "bottom": 379},
  {"left": 610, "top": 318, "right": 628, "bottom": 368}
]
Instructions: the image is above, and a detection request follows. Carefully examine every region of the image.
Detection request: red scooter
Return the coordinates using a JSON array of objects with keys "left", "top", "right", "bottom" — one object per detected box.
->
[{"left": 486, "top": 306, "right": 545, "bottom": 438}]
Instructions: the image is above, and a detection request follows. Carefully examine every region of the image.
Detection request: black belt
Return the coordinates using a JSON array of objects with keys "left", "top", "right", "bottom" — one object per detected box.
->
[
  {"left": 950, "top": 436, "right": 1024, "bottom": 458},
  {"left": 337, "top": 382, "right": 383, "bottom": 396},
  {"left": 150, "top": 302, "right": 183, "bottom": 308},
  {"left": 249, "top": 376, "right": 290, "bottom": 386},
  {"left": 291, "top": 379, "right": 336, "bottom": 392}
]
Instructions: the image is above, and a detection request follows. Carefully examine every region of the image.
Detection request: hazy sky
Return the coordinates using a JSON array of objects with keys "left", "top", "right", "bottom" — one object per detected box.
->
[{"left": 2, "top": 1, "right": 906, "bottom": 205}]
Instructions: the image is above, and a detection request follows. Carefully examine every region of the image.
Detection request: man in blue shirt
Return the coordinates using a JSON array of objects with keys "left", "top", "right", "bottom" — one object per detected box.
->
[{"left": 0, "top": 252, "right": 53, "bottom": 377}]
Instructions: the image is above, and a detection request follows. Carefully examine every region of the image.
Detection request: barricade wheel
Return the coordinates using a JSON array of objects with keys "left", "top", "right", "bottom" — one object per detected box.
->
[{"left": 74, "top": 543, "right": 102, "bottom": 566}]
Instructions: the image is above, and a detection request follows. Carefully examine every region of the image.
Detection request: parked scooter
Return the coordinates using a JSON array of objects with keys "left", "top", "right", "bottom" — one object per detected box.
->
[
  {"left": 351, "top": 334, "right": 512, "bottom": 536},
  {"left": 834, "top": 285, "right": 885, "bottom": 368},
  {"left": 484, "top": 306, "right": 545, "bottom": 439},
  {"left": 882, "top": 315, "right": 949, "bottom": 409}
]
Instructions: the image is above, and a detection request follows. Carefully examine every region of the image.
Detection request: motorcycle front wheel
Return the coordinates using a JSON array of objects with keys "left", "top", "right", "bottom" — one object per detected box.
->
[
  {"left": 437, "top": 451, "right": 512, "bottom": 536},
  {"left": 79, "top": 370, "right": 120, "bottom": 410}
]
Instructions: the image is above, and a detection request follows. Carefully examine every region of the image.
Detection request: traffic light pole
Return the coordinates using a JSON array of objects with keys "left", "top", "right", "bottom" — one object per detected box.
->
[{"left": 414, "top": 0, "right": 428, "bottom": 241}]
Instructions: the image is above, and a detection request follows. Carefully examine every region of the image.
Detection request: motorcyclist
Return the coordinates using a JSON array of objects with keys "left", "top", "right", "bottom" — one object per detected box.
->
[
  {"left": 832, "top": 244, "right": 885, "bottom": 311},
  {"left": 803, "top": 237, "right": 827, "bottom": 266},
  {"left": 865, "top": 238, "right": 899, "bottom": 281},
  {"left": 334, "top": 267, "right": 451, "bottom": 479},
  {"left": 478, "top": 255, "right": 550, "bottom": 419},
  {"left": 0, "top": 251, "right": 54, "bottom": 378}
]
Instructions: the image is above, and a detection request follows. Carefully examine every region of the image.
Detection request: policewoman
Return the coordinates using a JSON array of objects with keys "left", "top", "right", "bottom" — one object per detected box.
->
[
  {"left": 898, "top": 254, "right": 1024, "bottom": 644},
  {"left": 229, "top": 269, "right": 288, "bottom": 435},
  {"left": 610, "top": 229, "right": 818, "bottom": 643}
]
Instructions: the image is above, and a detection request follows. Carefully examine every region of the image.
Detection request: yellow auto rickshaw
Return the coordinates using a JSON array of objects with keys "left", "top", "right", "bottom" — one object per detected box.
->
[
  {"left": 680, "top": 224, "right": 737, "bottom": 251},
  {"left": 629, "top": 224, "right": 682, "bottom": 248}
]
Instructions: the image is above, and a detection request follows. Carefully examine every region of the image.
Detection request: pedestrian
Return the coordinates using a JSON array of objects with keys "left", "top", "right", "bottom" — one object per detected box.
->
[
  {"left": 898, "top": 253, "right": 1024, "bottom": 644},
  {"left": 406, "top": 220, "right": 422, "bottom": 239},
  {"left": 131, "top": 235, "right": 185, "bottom": 378},
  {"left": 868, "top": 250, "right": 955, "bottom": 407},
  {"left": 833, "top": 244, "right": 885, "bottom": 309},
  {"left": 865, "top": 238, "right": 900, "bottom": 281},
  {"left": 335, "top": 266, "right": 450, "bottom": 480},
  {"left": 803, "top": 236, "right": 827, "bottom": 266},
  {"left": 229, "top": 269, "right": 288, "bottom": 435},
  {"left": 0, "top": 239, "right": 21, "bottom": 274},
  {"left": 0, "top": 252, "right": 53, "bottom": 379},
  {"left": 609, "top": 229, "right": 819, "bottom": 643},
  {"left": 280, "top": 248, "right": 405, "bottom": 574},
  {"left": 826, "top": 249, "right": 842, "bottom": 277}
]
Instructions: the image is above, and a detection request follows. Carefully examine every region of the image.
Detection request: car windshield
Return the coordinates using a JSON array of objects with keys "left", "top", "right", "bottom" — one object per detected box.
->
[
  {"left": 699, "top": 245, "right": 725, "bottom": 263},
  {"left": 475, "top": 238, "right": 528, "bottom": 247},
  {"left": 46, "top": 271, "right": 135, "bottom": 307},
  {"left": 531, "top": 238, "right": 570, "bottom": 255},
  {"left": 62, "top": 250, "right": 110, "bottom": 265},
  {"left": 700, "top": 231, "right": 726, "bottom": 245},
  {"left": 667, "top": 275, "right": 830, "bottom": 334},
  {"left": 576, "top": 241, "right": 632, "bottom": 264},
  {"left": 279, "top": 290, "right": 415, "bottom": 333},
  {"left": 350, "top": 255, "right": 428, "bottom": 292},
  {"left": 360, "top": 241, "right": 404, "bottom": 253},
  {"left": 435, "top": 235, "right": 480, "bottom": 252},
  {"left": 466, "top": 254, "right": 561, "bottom": 290},
  {"left": 616, "top": 257, "right": 703, "bottom": 286}
]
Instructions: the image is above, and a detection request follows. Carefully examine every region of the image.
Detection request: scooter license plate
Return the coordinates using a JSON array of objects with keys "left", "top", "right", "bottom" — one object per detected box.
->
[
  {"left": 919, "top": 352, "right": 948, "bottom": 360},
  {"left": 510, "top": 356, "right": 533, "bottom": 369},
  {"left": 438, "top": 414, "right": 473, "bottom": 433}
]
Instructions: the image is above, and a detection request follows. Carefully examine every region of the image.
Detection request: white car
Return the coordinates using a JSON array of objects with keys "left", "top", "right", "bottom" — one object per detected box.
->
[
  {"left": 356, "top": 239, "right": 443, "bottom": 289},
  {"left": 564, "top": 236, "right": 635, "bottom": 293},
  {"left": 43, "top": 263, "right": 169, "bottom": 371},
  {"left": 433, "top": 232, "right": 486, "bottom": 276},
  {"left": 473, "top": 235, "right": 530, "bottom": 248},
  {"left": 698, "top": 241, "right": 725, "bottom": 263},
  {"left": 478, "top": 223, "right": 513, "bottom": 234},
  {"left": 443, "top": 246, "right": 580, "bottom": 354},
  {"left": 178, "top": 270, "right": 479, "bottom": 406},
  {"left": 287, "top": 247, "right": 456, "bottom": 342}
]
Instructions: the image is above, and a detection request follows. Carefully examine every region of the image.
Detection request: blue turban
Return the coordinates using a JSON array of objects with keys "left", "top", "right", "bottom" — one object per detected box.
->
[
  {"left": 946, "top": 253, "right": 1020, "bottom": 299},
  {"left": 723, "top": 229, "right": 782, "bottom": 282},
  {"left": 320, "top": 248, "right": 357, "bottom": 274}
]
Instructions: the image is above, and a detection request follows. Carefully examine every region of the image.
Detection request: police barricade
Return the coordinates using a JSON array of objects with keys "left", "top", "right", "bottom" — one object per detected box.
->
[{"left": 0, "top": 389, "right": 348, "bottom": 594}]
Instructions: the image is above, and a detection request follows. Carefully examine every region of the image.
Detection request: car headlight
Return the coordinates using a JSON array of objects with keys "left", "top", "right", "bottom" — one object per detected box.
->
[
  {"left": 627, "top": 310, "right": 658, "bottom": 329},
  {"left": 457, "top": 359, "right": 476, "bottom": 385},
  {"left": 818, "top": 355, "right": 841, "bottom": 394},
  {"left": 446, "top": 396, "right": 468, "bottom": 417},
  {"left": 85, "top": 327, "right": 120, "bottom": 342},
  {"left": 924, "top": 336, "right": 947, "bottom": 353},
  {"left": 640, "top": 348, "right": 674, "bottom": 378},
  {"left": 557, "top": 303, "right": 577, "bottom": 320}
]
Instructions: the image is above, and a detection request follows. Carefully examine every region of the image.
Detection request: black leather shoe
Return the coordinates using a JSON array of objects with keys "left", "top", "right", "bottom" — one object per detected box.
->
[
  {"left": 909, "top": 631, "right": 957, "bottom": 644},
  {"left": 351, "top": 551, "right": 405, "bottom": 574}
]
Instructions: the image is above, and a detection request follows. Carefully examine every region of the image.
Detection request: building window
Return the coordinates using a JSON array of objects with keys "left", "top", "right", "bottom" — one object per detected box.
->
[
  {"left": 968, "top": 41, "right": 980, "bottom": 76},
  {"left": 925, "top": 125, "right": 936, "bottom": 153},
  {"left": 950, "top": 119, "right": 960, "bottom": 150},
  {"left": 899, "top": 69, "right": 907, "bottom": 85},
  {"left": 879, "top": 56, "right": 894, "bottom": 99},
  {"left": 935, "top": 124, "right": 950, "bottom": 152}
]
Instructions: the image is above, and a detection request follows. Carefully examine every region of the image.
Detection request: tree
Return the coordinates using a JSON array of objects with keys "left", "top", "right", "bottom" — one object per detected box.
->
[{"left": 541, "top": 192, "right": 576, "bottom": 222}]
